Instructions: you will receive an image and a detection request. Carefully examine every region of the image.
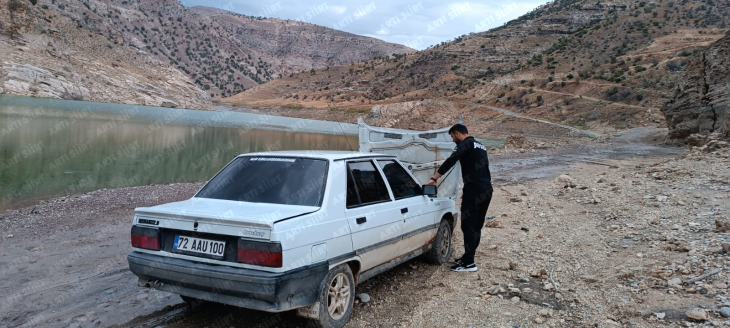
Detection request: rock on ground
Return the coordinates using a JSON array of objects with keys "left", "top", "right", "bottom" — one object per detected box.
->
[
  {"left": 720, "top": 307, "right": 730, "bottom": 318},
  {"left": 357, "top": 293, "right": 370, "bottom": 303},
  {"left": 667, "top": 278, "right": 682, "bottom": 286},
  {"left": 716, "top": 218, "right": 730, "bottom": 232},
  {"left": 557, "top": 174, "right": 576, "bottom": 188},
  {"left": 686, "top": 308, "right": 708, "bottom": 321}
]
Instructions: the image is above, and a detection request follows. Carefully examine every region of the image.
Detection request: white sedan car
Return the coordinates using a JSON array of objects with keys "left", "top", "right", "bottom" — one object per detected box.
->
[{"left": 128, "top": 122, "right": 461, "bottom": 328}]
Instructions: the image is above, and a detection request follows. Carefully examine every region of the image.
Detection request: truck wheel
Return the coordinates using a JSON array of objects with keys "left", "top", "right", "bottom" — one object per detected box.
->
[
  {"left": 425, "top": 219, "right": 452, "bottom": 264},
  {"left": 314, "top": 264, "right": 355, "bottom": 328}
]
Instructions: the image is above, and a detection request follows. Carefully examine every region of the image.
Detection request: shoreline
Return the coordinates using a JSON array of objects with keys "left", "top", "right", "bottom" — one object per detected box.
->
[
  {"left": 0, "top": 182, "right": 206, "bottom": 215},
  {"left": 1, "top": 132, "right": 682, "bottom": 215},
  {"left": 0, "top": 94, "right": 360, "bottom": 136},
  {"left": 0, "top": 182, "right": 204, "bottom": 216}
]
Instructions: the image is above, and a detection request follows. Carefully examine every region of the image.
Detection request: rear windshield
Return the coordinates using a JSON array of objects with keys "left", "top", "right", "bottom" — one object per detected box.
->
[{"left": 196, "top": 157, "right": 327, "bottom": 206}]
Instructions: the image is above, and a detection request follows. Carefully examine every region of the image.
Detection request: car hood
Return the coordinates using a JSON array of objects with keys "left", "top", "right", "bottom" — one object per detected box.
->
[
  {"left": 135, "top": 197, "right": 319, "bottom": 229},
  {"left": 358, "top": 118, "right": 461, "bottom": 199}
]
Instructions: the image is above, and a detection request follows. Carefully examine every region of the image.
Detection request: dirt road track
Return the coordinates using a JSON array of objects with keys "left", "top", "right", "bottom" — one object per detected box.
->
[{"left": 486, "top": 106, "right": 597, "bottom": 139}]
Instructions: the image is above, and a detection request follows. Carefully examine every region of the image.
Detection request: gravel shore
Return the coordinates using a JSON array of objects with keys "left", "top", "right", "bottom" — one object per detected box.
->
[
  {"left": 1, "top": 183, "right": 203, "bottom": 241},
  {"left": 3, "top": 142, "right": 728, "bottom": 328},
  {"left": 0, "top": 183, "right": 202, "bottom": 328}
]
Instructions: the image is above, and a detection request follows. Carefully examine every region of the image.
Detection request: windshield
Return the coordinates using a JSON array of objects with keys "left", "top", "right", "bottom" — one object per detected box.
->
[{"left": 196, "top": 157, "right": 327, "bottom": 206}]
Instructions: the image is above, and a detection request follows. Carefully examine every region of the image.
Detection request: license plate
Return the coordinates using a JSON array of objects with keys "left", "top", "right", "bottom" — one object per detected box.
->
[{"left": 173, "top": 235, "right": 225, "bottom": 258}]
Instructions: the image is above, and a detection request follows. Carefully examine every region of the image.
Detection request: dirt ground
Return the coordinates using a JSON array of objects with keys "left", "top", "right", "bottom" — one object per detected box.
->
[{"left": 2, "top": 131, "right": 729, "bottom": 328}]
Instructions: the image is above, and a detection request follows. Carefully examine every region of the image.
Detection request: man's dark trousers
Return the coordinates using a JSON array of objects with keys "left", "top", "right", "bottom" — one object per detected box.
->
[{"left": 460, "top": 187, "right": 493, "bottom": 265}]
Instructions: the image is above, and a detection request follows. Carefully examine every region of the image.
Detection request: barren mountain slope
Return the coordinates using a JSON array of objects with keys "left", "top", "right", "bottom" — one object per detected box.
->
[
  {"left": 189, "top": 6, "right": 416, "bottom": 82},
  {"left": 227, "top": 0, "right": 730, "bottom": 132},
  {"left": 41, "top": 0, "right": 413, "bottom": 99},
  {"left": 0, "top": 0, "right": 413, "bottom": 105},
  {"left": 0, "top": 0, "right": 211, "bottom": 109}
]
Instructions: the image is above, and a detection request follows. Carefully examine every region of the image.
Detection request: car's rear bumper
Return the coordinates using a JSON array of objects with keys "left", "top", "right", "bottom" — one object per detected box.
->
[{"left": 127, "top": 251, "right": 328, "bottom": 312}]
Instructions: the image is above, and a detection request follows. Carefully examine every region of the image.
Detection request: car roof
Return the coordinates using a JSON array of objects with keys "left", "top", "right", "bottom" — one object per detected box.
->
[{"left": 236, "top": 150, "right": 395, "bottom": 161}]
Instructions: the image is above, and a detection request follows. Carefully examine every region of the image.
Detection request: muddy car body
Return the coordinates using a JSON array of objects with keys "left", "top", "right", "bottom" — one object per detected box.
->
[{"left": 128, "top": 122, "right": 461, "bottom": 327}]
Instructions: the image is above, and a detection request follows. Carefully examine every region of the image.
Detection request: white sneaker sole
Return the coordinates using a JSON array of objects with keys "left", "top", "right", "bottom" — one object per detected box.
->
[{"left": 451, "top": 266, "right": 478, "bottom": 272}]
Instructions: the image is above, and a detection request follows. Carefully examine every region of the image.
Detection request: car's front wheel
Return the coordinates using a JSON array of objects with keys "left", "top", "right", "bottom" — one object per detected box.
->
[
  {"left": 425, "top": 219, "right": 452, "bottom": 264},
  {"left": 313, "top": 263, "right": 355, "bottom": 328}
]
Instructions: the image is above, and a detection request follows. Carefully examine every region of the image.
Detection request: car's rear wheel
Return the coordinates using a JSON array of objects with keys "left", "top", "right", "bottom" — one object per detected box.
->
[
  {"left": 425, "top": 219, "right": 452, "bottom": 264},
  {"left": 313, "top": 263, "right": 355, "bottom": 328}
]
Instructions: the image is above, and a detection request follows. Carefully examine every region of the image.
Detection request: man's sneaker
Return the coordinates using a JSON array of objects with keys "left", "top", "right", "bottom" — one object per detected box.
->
[
  {"left": 453, "top": 257, "right": 464, "bottom": 266},
  {"left": 451, "top": 262, "right": 477, "bottom": 272}
]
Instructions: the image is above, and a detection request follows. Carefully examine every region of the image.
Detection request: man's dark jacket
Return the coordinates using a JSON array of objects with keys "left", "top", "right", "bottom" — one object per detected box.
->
[{"left": 437, "top": 136, "right": 492, "bottom": 192}]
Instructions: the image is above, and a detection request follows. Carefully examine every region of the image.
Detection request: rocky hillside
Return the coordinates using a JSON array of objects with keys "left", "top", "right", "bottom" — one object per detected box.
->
[
  {"left": 227, "top": 0, "right": 730, "bottom": 132},
  {"left": 0, "top": 0, "right": 210, "bottom": 109},
  {"left": 190, "top": 6, "right": 415, "bottom": 90},
  {"left": 663, "top": 30, "right": 729, "bottom": 141},
  {"left": 46, "top": 0, "right": 412, "bottom": 99},
  {"left": 0, "top": 0, "right": 413, "bottom": 107}
]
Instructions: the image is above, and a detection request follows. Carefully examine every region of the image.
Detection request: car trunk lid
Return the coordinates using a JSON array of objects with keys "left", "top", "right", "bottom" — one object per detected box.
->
[{"left": 135, "top": 198, "right": 319, "bottom": 231}]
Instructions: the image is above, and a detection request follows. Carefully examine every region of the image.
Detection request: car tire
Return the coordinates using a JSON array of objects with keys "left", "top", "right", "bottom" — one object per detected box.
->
[
  {"left": 313, "top": 263, "right": 355, "bottom": 328},
  {"left": 425, "top": 219, "right": 452, "bottom": 264}
]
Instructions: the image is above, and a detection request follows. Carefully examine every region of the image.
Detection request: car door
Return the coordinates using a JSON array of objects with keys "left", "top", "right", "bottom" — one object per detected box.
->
[
  {"left": 345, "top": 159, "right": 403, "bottom": 272},
  {"left": 375, "top": 159, "right": 437, "bottom": 257}
]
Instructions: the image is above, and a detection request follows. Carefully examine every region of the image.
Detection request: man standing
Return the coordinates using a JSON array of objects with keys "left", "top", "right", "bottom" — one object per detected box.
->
[{"left": 427, "top": 124, "right": 492, "bottom": 272}]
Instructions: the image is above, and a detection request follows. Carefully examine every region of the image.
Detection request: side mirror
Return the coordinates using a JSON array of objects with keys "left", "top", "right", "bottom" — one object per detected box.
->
[{"left": 422, "top": 185, "right": 437, "bottom": 197}]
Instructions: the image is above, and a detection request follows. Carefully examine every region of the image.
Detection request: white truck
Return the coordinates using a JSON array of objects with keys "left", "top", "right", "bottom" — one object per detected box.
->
[{"left": 127, "top": 120, "right": 461, "bottom": 328}]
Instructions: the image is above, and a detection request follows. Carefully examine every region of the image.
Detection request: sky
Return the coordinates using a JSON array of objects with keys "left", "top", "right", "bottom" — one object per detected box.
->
[{"left": 178, "top": 0, "right": 551, "bottom": 50}]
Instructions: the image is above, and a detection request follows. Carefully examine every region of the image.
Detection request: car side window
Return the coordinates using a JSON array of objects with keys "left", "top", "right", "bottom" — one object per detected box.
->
[
  {"left": 347, "top": 161, "right": 391, "bottom": 206},
  {"left": 377, "top": 160, "right": 422, "bottom": 199},
  {"left": 346, "top": 170, "right": 360, "bottom": 207}
]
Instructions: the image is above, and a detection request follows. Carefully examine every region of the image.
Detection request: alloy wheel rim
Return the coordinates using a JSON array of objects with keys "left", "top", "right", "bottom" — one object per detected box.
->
[
  {"left": 439, "top": 226, "right": 450, "bottom": 258},
  {"left": 327, "top": 273, "right": 350, "bottom": 320}
]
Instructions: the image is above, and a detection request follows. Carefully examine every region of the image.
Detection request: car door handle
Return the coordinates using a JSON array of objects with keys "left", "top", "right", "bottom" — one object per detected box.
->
[
  {"left": 356, "top": 217, "right": 367, "bottom": 224},
  {"left": 401, "top": 208, "right": 408, "bottom": 214}
]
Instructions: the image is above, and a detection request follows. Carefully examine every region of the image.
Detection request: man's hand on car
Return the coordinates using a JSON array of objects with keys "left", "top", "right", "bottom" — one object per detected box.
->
[{"left": 427, "top": 173, "right": 441, "bottom": 186}]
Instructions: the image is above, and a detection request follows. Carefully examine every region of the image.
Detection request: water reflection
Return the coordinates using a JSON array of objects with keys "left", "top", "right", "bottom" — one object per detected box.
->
[{"left": 0, "top": 96, "right": 355, "bottom": 211}]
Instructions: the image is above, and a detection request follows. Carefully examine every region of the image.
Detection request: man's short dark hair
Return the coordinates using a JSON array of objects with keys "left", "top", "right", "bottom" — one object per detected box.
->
[{"left": 448, "top": 124, "right": 468, "bottom": 135}]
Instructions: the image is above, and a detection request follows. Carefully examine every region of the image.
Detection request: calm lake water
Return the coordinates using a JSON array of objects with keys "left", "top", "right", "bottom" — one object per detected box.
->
[{"left": 0, "top": 96, "right": 357, "bottom": 211}]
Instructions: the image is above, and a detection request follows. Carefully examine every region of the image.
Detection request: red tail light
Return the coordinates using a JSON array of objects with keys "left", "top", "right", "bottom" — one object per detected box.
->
[
  {"left": 237, "top": 239, "right": 282, "bottom": 267},
  {"left": 131, "top": 226, "right": 160, "bottom": 251},
  {"left": 131, "top": 235, "right": 160, "bottom": 250}
]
